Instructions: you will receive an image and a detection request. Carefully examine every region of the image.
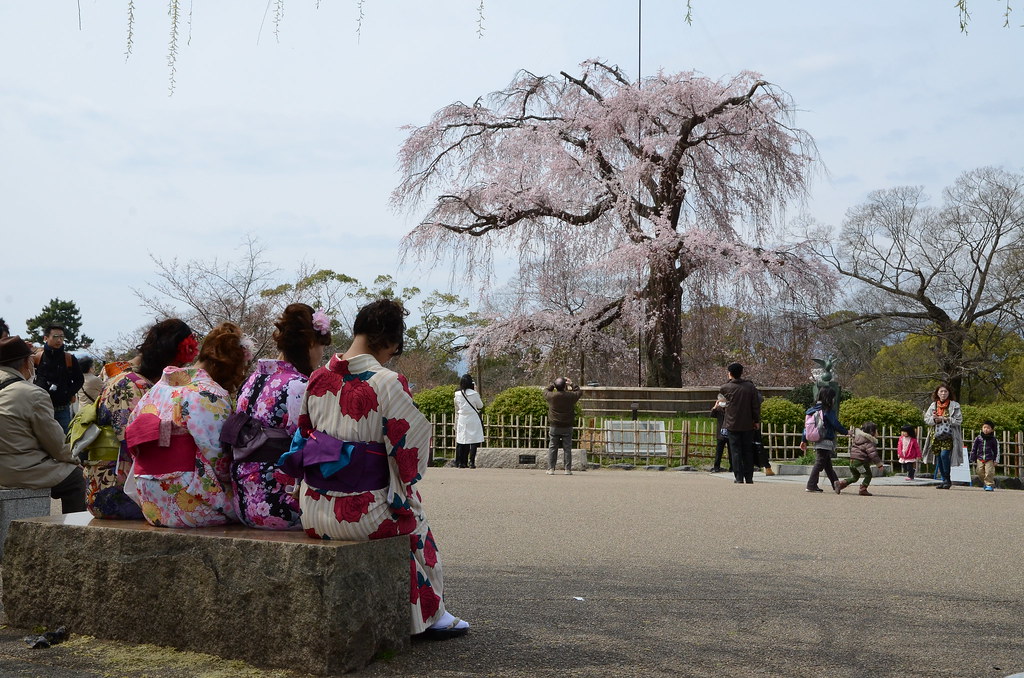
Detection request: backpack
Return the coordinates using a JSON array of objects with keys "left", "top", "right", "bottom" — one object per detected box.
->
[{"left": 804, "top": 409, "right": 824, "bottom": 442}]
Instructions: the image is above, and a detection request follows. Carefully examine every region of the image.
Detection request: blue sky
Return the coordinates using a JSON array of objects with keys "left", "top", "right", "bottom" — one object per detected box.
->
[{"left": 1, "top": 1, "right": 1021, "bottom": 349}]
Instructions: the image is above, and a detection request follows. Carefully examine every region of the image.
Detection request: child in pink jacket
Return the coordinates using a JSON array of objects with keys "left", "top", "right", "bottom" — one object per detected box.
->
[{"left": 897, "top": 425, "right": 922, "bottom": 481}]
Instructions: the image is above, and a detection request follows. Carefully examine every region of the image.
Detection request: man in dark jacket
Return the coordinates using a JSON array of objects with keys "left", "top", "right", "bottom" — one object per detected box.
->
[
  {"left": 544, "top": 377, "right": 582, "bottom": 475},
  {"left": 33, "top": 325, "right": 83, "bottom": 434},
  {"left": 720, "top": 362, "right": 761, "bottom": 484}
]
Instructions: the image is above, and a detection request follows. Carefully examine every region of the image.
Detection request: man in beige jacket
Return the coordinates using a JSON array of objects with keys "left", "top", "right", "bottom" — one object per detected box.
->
[{"left": 0, "top": 336, "right": 86, "bottom": 513}]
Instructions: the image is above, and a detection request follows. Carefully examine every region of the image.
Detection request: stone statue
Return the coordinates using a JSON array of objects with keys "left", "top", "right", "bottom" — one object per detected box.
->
[{"left": 811, "top": 357, "right": 840, "bottom": 413}]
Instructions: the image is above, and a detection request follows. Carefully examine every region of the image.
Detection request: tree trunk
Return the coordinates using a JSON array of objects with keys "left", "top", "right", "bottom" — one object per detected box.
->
[{"left": 642, "top": 261, "right": 684, "bottom": 388}]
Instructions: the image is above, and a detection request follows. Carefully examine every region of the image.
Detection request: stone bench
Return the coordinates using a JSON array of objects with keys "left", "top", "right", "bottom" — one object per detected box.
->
[
  {"left": 0, "top": 487, "right": 51, "bottom": 559},
  {"left": 1, "top": 513, "right": 409, "bottom": 675}
]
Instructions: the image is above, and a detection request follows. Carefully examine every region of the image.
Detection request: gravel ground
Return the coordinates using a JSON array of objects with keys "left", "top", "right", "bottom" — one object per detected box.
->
[{"left": 2, "top": 468, "right": 1022, "bottom": 677}]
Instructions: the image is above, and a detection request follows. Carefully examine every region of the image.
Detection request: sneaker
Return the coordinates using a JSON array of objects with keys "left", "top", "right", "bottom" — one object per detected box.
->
[
  {"left": 935, "top": 483, "right": 945, "bottom": 489},
  {"left": 565, "top": 470, "right": 573, "bottom": 475},
  {"left": 859, "top": 486, "right": 873, "bottom": 496},
  {"left": 904, "top": 477, "right": 914, "bottom": 482},
  {"left": 546, "top": 470, "right": 555, "bottom": 475},
  {"left": 805, "top": 487, "right": 823, "bottom": 493},
  {"left": 709, "top": 467, "right": 722, "bottom": 473},
  {"left": 834, "top": 480, "right": 845, "bottom": 495},
  {"left": 984, "top": 485, "right": 994, "bottom": 491}
]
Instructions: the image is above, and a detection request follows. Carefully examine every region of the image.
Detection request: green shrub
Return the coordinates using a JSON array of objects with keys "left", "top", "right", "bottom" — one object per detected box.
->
[
  {"left": 962, "top": 402, "right": 1024, "bottom": 432},
  {"left": 838, "top": 397, "right": 924, "bottom": 430},
  {"left": 488, "top": 386, "right": 548, "bottom": 419},
  {"left": 413, "top": 384, "right": 457, "bottom": 417},
  {"left": 761, "top": 397, "right": 805, "bottom": 428},
  {"left": 488, "top": 386, "right": 583, "bottom": 419}
]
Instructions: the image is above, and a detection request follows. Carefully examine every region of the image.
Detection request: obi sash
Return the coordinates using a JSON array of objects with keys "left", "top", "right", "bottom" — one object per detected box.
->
[
  {"left": 124, "top": 412, "right": 198, "bottom": 476},
  {"left": 278, "top": 430, "right": 388, "bottom": 493}
]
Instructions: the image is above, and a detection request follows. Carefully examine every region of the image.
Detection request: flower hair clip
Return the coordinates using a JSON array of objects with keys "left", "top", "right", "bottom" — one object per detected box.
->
[
  {"left": 174, "top": 334, "right": 199, "bottom": 366},
  {"left": 240, "top": 335, "right": 256, "bottom": 363},
  {"left": 311, "top": 309, "right": 331, "bottom": 337}
]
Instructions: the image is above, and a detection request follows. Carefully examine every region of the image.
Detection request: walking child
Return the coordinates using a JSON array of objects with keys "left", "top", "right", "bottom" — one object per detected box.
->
[
  {"left": 836, "top": 421, "right": 884, "bottom": 496},
  {"left": 897, "top": 425, "right": 922, "bottom": 481},
  {"left": 969, "top": 420, "right": 1000, "bottom": 492},
  {"left": 799, "top": 386, "right": 848, "bottom": 493}
]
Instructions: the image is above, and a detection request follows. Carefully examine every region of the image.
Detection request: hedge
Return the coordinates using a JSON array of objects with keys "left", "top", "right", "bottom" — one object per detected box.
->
[{"left": 413, "top": 384, "right": 458, "bottom": 417}]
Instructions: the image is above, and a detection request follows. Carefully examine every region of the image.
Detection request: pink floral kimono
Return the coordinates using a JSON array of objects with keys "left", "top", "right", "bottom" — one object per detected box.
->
[{"left": 125, "top": 367, "right": 238, "bottom": 528}]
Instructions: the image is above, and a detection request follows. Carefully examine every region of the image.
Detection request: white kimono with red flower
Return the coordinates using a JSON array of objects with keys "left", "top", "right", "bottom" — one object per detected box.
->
[{"left": 297, "top": 353, "right": 444, "bottom": 634}]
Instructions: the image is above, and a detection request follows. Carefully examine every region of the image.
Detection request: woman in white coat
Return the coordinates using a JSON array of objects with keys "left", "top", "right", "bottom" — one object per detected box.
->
[{"left": 453, "top": 374, "right": 484, "bottom": 468}]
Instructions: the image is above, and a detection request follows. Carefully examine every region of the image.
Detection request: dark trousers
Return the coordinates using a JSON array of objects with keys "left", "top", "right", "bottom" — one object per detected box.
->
[
  {"left": 807, "top": 448, "right": 839, "bottom": 490},
  {"left": 713, "top": 438, "right": 730, "bottom": 470},
  {"left": 51, "top": 468, "right": 87, "bottom": 513},
  {"left": 455, "top": 443, "right": 478, "bottom": 468},
  {"left": 903, "top": 461, "right": 917, "bottom": 479},
  {"left": 728, "top": 429, "right": 755, "bottom": 482}
]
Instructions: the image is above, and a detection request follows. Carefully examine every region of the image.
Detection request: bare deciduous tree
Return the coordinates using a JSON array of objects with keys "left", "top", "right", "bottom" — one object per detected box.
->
[{"left": 821, "top": 166, "right": 1024, "bottom": 399}]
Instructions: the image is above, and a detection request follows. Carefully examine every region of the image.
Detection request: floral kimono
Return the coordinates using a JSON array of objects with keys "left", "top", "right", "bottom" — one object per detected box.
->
[
  {"left": 88, "top": 368, "right": 151, "bottom": 519},
  {"left": 125, "top": 367, "right": 238, "bottom": 528},
  {"left": 231, "top": 359, "right": 307, "bottom": 530},
  {"left": 284, "top": 353, "right": 442, "bottom": 634}
]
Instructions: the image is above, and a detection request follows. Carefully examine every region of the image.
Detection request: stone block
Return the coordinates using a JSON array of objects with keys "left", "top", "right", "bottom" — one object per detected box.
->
[
  {"left": 0, "top": 487, "right": 51, "bottom": 559},
  {"left": 476, "top": 447, "right": 587, "bottom": 471},
  {"left": 1, "top": 513, "right": 409, "bottom": 675}
]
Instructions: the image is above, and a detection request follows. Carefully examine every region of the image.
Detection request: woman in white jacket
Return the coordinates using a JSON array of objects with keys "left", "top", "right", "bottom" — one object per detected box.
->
[{"left": 453, "top": 374, "right": 484, "bottom": 468}]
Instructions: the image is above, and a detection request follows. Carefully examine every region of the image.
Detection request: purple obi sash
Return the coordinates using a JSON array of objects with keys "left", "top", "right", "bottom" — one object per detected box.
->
[{"left": 278, "top": 430, "right": 389, "bottom": 493}]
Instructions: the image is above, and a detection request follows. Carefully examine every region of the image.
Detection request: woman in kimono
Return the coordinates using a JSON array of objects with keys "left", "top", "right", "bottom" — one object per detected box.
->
[
  {"left": 231, "top": 303, "right": 332, "bottom": 529},
  {"left": 282, "top": 299, "right": 469, "bottom": 639},
  {"left": 88, "top": 318, "right": 197, "bottom": 519},
  {"left": 125, "top": 322, "right": 249, "bottom": 528}
]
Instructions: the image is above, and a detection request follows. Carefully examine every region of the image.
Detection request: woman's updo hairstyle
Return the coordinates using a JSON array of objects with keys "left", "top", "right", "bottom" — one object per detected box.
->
[
  {"left": 137, "top": 318, "right": 194, "bottom": 382},
  {"left": 198, "top": 322, "right": 248, "bottom": 394},
  {"left": 274, "top": 303, "right": 331, "bottom": 376},
  {"left": 352, "top": 299, "right": 407, "bottom": 356}
]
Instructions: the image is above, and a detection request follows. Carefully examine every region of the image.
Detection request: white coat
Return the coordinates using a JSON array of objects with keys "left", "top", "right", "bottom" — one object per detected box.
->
[{"left": 454, "top": 388, "right": 484, "bottom": 445}]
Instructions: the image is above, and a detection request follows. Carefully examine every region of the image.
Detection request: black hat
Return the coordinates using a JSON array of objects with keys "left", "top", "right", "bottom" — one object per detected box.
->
[{"left": 0, "top": 336, "right": 34, "bottom": 365}]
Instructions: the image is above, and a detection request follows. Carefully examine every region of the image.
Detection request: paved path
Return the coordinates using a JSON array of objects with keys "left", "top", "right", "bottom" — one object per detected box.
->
[{"left": 2, "top": 468, "right": 1021, "bottom": 677}]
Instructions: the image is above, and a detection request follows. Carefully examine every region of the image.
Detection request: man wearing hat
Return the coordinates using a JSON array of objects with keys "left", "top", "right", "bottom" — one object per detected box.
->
[{"left": 0, "top": 336, "right": 86, "bottom": 513}]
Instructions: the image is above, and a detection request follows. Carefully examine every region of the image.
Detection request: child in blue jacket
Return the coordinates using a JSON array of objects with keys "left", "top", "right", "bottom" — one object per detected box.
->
[{"left": 799, "top": 387, "right": 848, "bottom": 493}]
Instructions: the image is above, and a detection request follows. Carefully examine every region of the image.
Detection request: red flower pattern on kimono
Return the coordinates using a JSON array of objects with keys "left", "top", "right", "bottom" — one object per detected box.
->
[
  {"left": 305, "top": 527, "right": 321, "bottom": 539},
  {"left": 332, "top": 492, "right": 374, "bottom": 523},
  {"left": 397, "top": 374, "right": 413, "bottom": 397},
  {"left": 409, "top": 557, "right": 419, "bottom": 604},
  {"left": 298, "top": 413, "right": 313, "bottom": 436},
  {"left": 304, "top": 487, "right": 321, "bottom": 501},
  {"left": 422, "top": 529, "right": 438, "bottom": 568},
  {"left": 339, "top": 379, "right": 379, "bottom": 420},
  {"left": 306, "top": 370, "right": 344, "bottom": 398},
  {"left": 394, "top": 506, "right": 417, "bottom": 534},
  {"left": 385, "top": 417, "right": 410, "bottom": 447},
  {"left": 369, "top": 518, "right": 400, "bottom": 540},
  {"left": 418, "top": 581, "right": 441, "bottom": 621},
  {"left": 395, "top": 446, "right": 420, "bottom": 484}
]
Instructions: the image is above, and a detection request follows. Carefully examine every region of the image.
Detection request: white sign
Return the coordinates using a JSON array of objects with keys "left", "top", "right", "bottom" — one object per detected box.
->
[
  {"left": 603, "top": 421, "right": 667, "bottom": 456},
  {"left": 950, "top": 446, "right": 972, "bottom": 484}
]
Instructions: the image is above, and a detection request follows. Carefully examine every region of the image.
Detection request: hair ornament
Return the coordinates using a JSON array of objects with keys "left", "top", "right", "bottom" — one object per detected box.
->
[
  {"left": 174, "top": 334, "right": 199, "bottom": 366},
  {"left": 240, "top": 335, "right": 256, "bottom": 363},
  {"left": 312, "top": 309, "right": 331, "bottom": 337}
]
